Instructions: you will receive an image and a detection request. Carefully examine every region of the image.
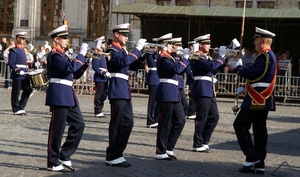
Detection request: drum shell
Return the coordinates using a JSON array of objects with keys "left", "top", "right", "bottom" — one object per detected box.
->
[{"left": 28, "top": 69, "right": 48, "bottom": 88}]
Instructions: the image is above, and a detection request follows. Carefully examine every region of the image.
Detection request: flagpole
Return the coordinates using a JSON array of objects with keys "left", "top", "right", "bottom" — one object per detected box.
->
[{"left": 232, "top": 0, "right": 247, "bottom": 115}]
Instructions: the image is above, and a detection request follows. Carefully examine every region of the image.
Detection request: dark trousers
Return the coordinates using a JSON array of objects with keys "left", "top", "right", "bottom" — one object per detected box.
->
[
  {"left": 94, "top": 82, "right": 108, "bottom": 115},
  {"left": 187, "top": 85, "right": 196, "bottom": 116},
  {"left": 193, "top": 97, "right": 219, "bottom": 148},
  {"left": 179, "top": 89, "right": 188, "bottom": 116},
  {"left": 5, "top": 64, "right": 12, "bottom": 88},
  {"left": 106, "top": 99, "right": 133, "bottom": 161},
  {"left": 47, "top": 106, "right": 85, "bottom": 167},
  {"left": 233, "top": 108, "right": 268, "bottom": 167},
  {"left": 11, "top": 78, "right": 32, "bottom": 112},
  {"left": 146, "top": 85, "right": 159, "bottom": 125},
  {"left": 156, "top": 102, "right": 186, "bottom": 154}
]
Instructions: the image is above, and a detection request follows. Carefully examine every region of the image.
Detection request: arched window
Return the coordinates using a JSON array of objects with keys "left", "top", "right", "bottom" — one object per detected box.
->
[
  {"left": 40, "top": 0, "right": 62, "bottom": 36},
  {"left": 87, "top": 0, "right": 109, "bottom": 38},
  {"left": 0, "top": 0, "right": 15, "bottom": 34}
]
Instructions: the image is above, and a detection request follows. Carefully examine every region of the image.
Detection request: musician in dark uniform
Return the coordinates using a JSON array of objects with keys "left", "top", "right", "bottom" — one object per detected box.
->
[
  {"left": 191, "top": 34, "right": 225, "bottom": 152},
  {"left": 92, "top": 36, "right": 108, "bottom": 117},
  {"left": 8, "top": 32, "right": 32, "bottom": 115},
  {"left": 186, "top": 41, "right": 196, "bottom": 119},
  {"left": 170, "top": 37, "right": 189, "bottom": 116},
  {"left": 155, "top": 33, "right": 189, "bottom": 160},
  {"left": 233, "top": 27, "right": 277, "bottom": 174},
  {"left": 105, "top": 23, "right": 147, "bottom": 167},
  {"left": 46, "top": 25, "right": 89, "bottom": 172},
  {"left": 144, "top": 37, "right": 160, "bottom": 128}
]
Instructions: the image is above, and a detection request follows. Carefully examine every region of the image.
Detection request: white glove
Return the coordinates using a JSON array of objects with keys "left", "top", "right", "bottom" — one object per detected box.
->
[
  {"left": 183, "top": 48, "right": 190, "bottom": 59},
  {"left": 136, "top": 39, "right": 147, "bottom": 51},
  {"left": 105, "top": 72, "right": 111, "bottom": 78},
  {"left": 80, "top": 43, "right": 89, "bottom": 56},
  {"left": 96, "top": 39, "right": 103, "bottom": 49},
  {"left": 35, "top": 62, "right": 40, "bottom": 68},
  {"left": 176, "top": 47, "right": 183, "bottom": 56},
  {"left": 193, "top": 43, "right": 199, "bottom": 52},
  {"left": 235, "top": 59, "right": 243, "bottom": 67},
  {"left": 19, "top": 70, "right": 25, "bottom": 75},
  {"left": 219, "top": 46, "right": 227, "bottom": 58},
  {"left": 28, "top": 43, "right": 34, "bottom": 52},
  {"left": 68, "top": 48, "right": 74, "bottom": 54},
  {"left": 213, "top": 77, "right": 218, "bottom": 84},
  {"left": 235, "top": 86, "right": 245, "bottom": 95}
]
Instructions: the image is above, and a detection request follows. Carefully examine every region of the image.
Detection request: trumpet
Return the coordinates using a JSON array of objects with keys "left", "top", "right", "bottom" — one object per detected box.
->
[
  {"left": 188, "top": 53, "right": 201, "bottom": 60},
  {"left": 127, "top": 41, "right": 165, "bottom": 48},
  {"left": 65, "top": 43, "right": 80, "bottom": 50},
  {"left": 188, "top": 52, "right": 213, "bottom": 61},
  {"left": 85, "top": 49, "right": 112, "bottom": 60}
]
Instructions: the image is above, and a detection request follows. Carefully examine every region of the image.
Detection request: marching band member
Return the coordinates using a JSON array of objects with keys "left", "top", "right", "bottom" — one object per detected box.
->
[
  {"left": 170, "top": 37, "right": 189, "bottom": 116},
  {"left": 191, "top": 34, "right": 225, "bottom": 152},
  {"left": 186, "top": 41, "right": 196, "bottom": 119},
  {"left": 233, "top": 27, "right": 277, "bottom": 174},
  {"left": 155, "top": 33, "right": 189, "bottom": 160},
  {"left": 8, "top": 32, "right": 32, "bottom": 115},
  {"left": 46, "top": 24, "right": 89, "bottom": 172},
  {"left": 92, "top": 36, "right": 109, "bottom": 117},
  {"left": 145, "top": 38, "right": 160, "bottom": 128},
  {"left": 105, "top": 23, "right": 147, "bottom": 167}
]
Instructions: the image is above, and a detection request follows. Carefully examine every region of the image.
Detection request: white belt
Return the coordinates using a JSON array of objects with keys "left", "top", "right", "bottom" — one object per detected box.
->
[
  {"left": 194, "top": 76, "right": 212, "bottom": 82},
  {"left": 110, "top": 73, "right": 129, "bottom": 80},
  {"left": 50, "top": 78, "right": 73, "bottom": 86},
  {"left": 159, "top": 78, "right": 178, "bottom": 86},
  {"left": 16, "top": 64, "right": 27, "bottom": 68},
  {"left": 251, "top": 82, "right": 270, "bottom": 88},
  {"left": 148, "top": 67, "right": 157, "bottom": 71},
  {"left": 99, "top": 67, "right": 107, "bottom": 72}
]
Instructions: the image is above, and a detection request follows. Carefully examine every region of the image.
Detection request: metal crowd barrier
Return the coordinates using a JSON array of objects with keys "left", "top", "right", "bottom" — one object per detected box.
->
[
  {"left": 1, "top": 59, "right": 298, "bottom": 103},
  {"left": 72, "top": 66, "right": 95, "bottom": 95},
  {"left": 0, "top": 60, "right": 6, "bottom": 79},
  {"left": 101, "top": 68, "right": 299, "bottom": 103}
]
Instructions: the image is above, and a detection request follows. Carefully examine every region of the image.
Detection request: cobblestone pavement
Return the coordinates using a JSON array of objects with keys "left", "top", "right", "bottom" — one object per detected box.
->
[{"left": 0, "top": 83, "right": 299, "bottom": 177}]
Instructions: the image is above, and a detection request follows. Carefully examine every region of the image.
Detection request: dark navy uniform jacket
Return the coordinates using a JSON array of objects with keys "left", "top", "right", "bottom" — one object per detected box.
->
[
  {"left": 106, "top": 42, "right": 143, "bottom": 100},
  {"left": 92, "top": 54, "right": 108, "bottom": 83},
  {"left": 156, "top": 51, "right": 189, "bottom": 102},
  {"left": 185, "top": 62, "right": 194, "bottom": 86},
  {"left": 234, "top": 49, "right": 277, "bottom": 111},
  {"left": 8, "top": 45, "right": 28, "bottom": 80},
  {"left": 170, "top": 52, "right": 190, "bottom": 90},
  {"left": 46, "top": 47, "right": 88, "bottom": 107},
  {"left": 191, "top": 54, "right": 225, "bottom": 98},
  {"left": 144, "top": 52, "right": 159, "bottom": 86}
]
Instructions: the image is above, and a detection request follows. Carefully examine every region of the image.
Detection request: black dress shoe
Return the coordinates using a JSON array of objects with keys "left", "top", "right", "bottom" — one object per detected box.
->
[
  {"left": 62, "top": 164, "right": 75, "bottom": 171},
  {"left": 249, "top": 167, "right": 265, "bottom": 174},
  {"left": 155, "top": 157, "right": 174, "bottom": 161},
  {"left": 105, "top": 162, "right": 130, "bottom": 167},
  {"left": 59, "top": 160, "right": 75, "bottom": 171},
  {"left": 167, "top": 154, "right": 177, "bottom": 160},
  {"left": 123, "top": 161, "right": 132, "bottom": 166}
]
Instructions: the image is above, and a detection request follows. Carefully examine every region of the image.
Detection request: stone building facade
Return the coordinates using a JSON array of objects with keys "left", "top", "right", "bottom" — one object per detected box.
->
[{"left": 0, "top": 0, "right": 299, "bottom": 49}]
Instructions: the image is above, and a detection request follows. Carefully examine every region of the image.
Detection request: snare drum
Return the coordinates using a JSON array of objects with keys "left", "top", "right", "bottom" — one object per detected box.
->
[{"left": 28, "top": 69, "right": 48, "bottom": 88}]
